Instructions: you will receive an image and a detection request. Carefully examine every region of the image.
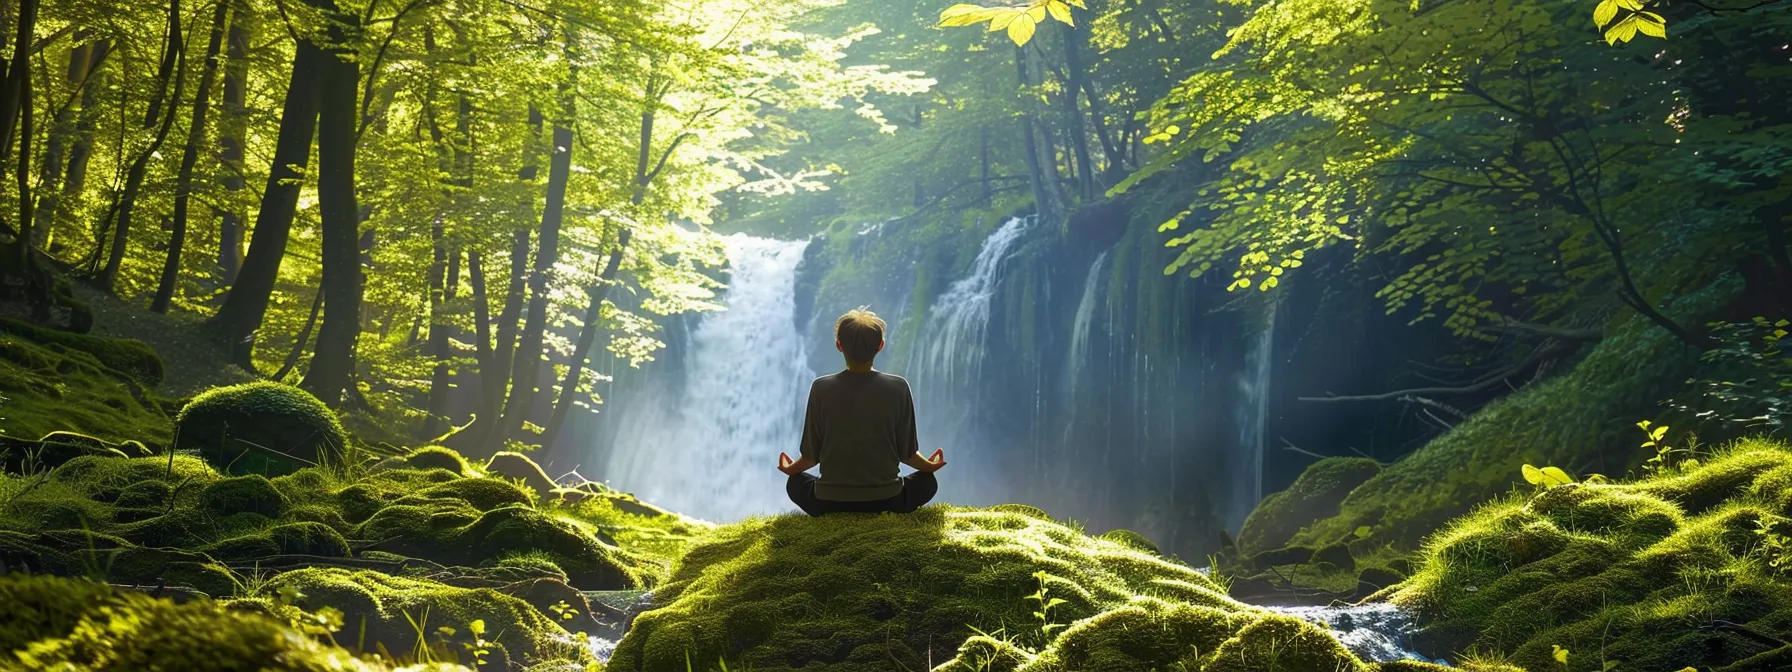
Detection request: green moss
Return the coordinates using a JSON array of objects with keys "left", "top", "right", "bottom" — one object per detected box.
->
[
  {"left": 198, "top": 474, "right": 290, "bottom": 518},
  {"left": 1295, "top": 280, "right": 1737, "bottom": 551},
  {"left": 609, "top": 506, "right": 1305, "bottom": 672},
  {"left": 0, "top": 318, "right": 164, "bottom": 386},
  {"left": 203, "top": 521, "right": 351, "bottom": 560},
  {"left": 0, "top": 333, "right": 172, "bottom": 446},
  {"left": 1397, "top": 439, "right": 1792, "bottom": 671},
  {"left": 174, "top": 381, "right": 350, "bottom": 477},
  {"left": 260, "top": 568, "right": 587, "bottom": 669},
  {"left": 0, "top": 574, "right": 437, "bottom": 671},
  {"left": 376, "top": 445, "right": 471, "bottom": 477},
  {"left": 1239, "top": 457, "right": 1381, "bottom": 555}
]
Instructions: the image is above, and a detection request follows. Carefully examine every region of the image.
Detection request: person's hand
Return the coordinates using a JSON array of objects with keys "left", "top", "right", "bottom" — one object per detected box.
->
[
  {"left": 778, "top": 452, "right": 800, "bottom": 476},
  {"left": 918, "top": 448, "right": 947, "bottom": 473}
]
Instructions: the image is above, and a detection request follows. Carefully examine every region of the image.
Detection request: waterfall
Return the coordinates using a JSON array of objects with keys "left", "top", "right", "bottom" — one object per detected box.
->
[
  {"left": 1229, "top": 307, "right": 1277, "bottom": 531},
  {"left": 907, "top": 216, "right": 1034, "bottom": 391},
  {"left": 1066, "top": 249, "right": 1110, "bottom": 392},
  {"left": 604, "top": 234, "right": 815, "bottom": 522}
]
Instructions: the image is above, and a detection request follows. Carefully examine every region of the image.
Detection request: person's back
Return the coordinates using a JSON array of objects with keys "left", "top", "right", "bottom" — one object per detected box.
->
[{"left": 778, "top": 308, "right": 946, "bottom": 516}]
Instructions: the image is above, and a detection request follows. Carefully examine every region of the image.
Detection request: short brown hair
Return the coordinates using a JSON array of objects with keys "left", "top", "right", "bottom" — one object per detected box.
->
[{"left": 835, "top": 308, "right": 886, "bottom": 364}]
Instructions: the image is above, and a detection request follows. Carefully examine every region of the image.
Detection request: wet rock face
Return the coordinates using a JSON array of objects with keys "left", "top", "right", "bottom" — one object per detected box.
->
[
  {"left": 1237, "top": 457, "right": 1381, "bottom": 555},
  {"left": 174, "top": 381, "right": 349, "bottom": 477}
]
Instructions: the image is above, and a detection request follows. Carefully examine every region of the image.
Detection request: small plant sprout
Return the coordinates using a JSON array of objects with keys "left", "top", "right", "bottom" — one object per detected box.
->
[
  {"left": 464, "top": 618, "right": 492, "bottom": 666},
  {"left": 1552, "top": 644, "right": 1570, "bottom": 667},
  {"left": 1522, "top": 464, "right": 1576, "bottom": 488},
  {"left": 1027, "top": 570, "right": 1068, "bottom": 645},
  {"left": 550, "top": 599, "right": 578, "bottom": 621}
]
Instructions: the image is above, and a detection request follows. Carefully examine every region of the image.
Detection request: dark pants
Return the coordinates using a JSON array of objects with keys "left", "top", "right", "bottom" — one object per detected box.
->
[{"left": 786, "top": 472, "right": 938, "bottom": 517}]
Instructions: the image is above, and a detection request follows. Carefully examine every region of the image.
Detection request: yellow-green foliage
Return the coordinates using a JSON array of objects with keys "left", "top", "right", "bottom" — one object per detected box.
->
[
  {"left": 0, "top": 332, "right": 173, "bottom": 446},
  {"left": 1395, "top": 438, "right": 1792, "bottom": 671},
  {"left": 608, "top": 506, "right": 1462, "bottom": 672},
  {"left": 0, "top": 574, "right": 466, "bottom": 671},
  {"left": 174, "top": 381, "right": 351, "bottom": 477},
  {"left": 1238, "top": 457, "right": 1381, "bottom": 555},
  {"left": 1293, "top": 303, "right": 1725, "bottom": 550},
  {"left": 0, "top": 318, "right": 164, "bottom": 386}
]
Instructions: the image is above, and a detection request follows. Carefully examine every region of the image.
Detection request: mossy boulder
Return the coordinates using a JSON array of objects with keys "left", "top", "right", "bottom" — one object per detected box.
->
[
  {"left": 608, "top": 506, "right": 1429, "bottom": 672},
  {"left": 203, "top": 521, "right": 352, "bottom": 560},
  {"left": 198, "top": 474, "right": 290, "bottom": 518},
  {"left": 174, "top": 381, "right": 350, "bottom": 477},
  {"left": 0, "top": 574, "right": 448, "bottom": 671},
  {"left": 1238, "top": 457, "right": 1381, "bottom": 555},
  {"left": 257, "top": 568, "right": 585, "bottom": 670},
  {"left": 1397, "top": 439, "right": 1792, "bottom": 671},
  {"left": 372, "top": 445, "right": 470, "bottom": 477},
  {"left": 365, "top": 502, "right": 638, "bottom": 590}
]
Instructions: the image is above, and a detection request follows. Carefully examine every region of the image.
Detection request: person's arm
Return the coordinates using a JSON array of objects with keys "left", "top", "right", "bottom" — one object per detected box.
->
[
  {"left": 897, "top": 382, "right": 945, "bottom": 472},
  {"left": 781, "top": 381, "right": 824, "bottom": 475}
]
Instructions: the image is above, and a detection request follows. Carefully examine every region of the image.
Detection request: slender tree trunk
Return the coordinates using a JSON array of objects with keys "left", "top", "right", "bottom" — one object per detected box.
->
[
  {"left": 496, "top": 120, "right": 572, "bottom": 443},
  {"left": 0, "top": 0, "right": 40, "bottom": 169},
  {"left": 980, "top": 126, "right": 992, "bottom": 205},
  {"left": 422, "top": 242, "right": 460, "bottom": 436},
  {"left": 1059, "top": 21, "right": 1119, "bottom": 179},
  {"left": 209, "top": 38, "right": 325, "bottom": 369},
  {"left": 300, "top": 15, "right": 363, "bottom": 406},
  {"left": 468, "top": 248, "right": 494, "bottom": 414},
  {"left": 153, "top": 0, "right": 231, "bottom": 313},
  {"left": 540, "top": 230, "right": 630, "bottom": 460},
  {"left": 216, "top": 0, "right": 249, "bottom": 285},
  {"left": 54, "top": 41, "right": 108, "bottom": 247},
  {"left": 100, "top": 0, "right": 186, "bottom": 289},
  {"left": 272, "top": 287, "right": 323, "bottom": 382},
  {"left": 1015, "top": 46, "right": 1063, "bottom": 222},
  {"left": 31, "top": 39, "right": 96, "bottom": 244}
]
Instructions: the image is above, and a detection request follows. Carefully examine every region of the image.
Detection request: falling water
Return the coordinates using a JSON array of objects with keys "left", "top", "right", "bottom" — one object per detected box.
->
[
  {"left": 907, "top": 216, "right": 1035, "bottom": 391},
  {"left": 1066, "top": 249, "right": 1110, "bottom": 393},
  {"left": 604, "top": 235, "right": 815, "bottom": 522},
  {"left": 1229, "top": 307, "right": 1277, "bottom": 531}
]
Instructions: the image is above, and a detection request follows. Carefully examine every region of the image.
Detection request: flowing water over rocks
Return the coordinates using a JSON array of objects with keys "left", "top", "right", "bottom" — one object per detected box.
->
[{"left": 1264, "top": 602, "right": 1438, "bottom": 665}]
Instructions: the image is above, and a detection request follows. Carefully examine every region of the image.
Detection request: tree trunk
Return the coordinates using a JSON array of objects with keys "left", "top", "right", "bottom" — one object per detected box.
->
[
  {"left": 539, "top": 230, "right": 630, "bottom": 462},
  {"left": 31, "top": 39, "right": 99, "bottom": 245},
  {"left": 272, "top": 287, "right": 323, "bottom": 382},
  {"left": 422, "top": 242, "right": 460, "bottom": 437},
  {"left": 1059, "top": 21, "right": 1120, "bottom": 180},
  {"left": 209, "top": 38, "right": 325, "bottom": 369},
  {"left": 0, "top": 0, "right": 40, "bottom": 169},
  {"left": 1015, "top": 46, "right": 1063, "bottom": 223},
  {"left": 53, "top": 40, "right": 108, "bottom": 251},
  {"left": 980, "top": 126, "right": 992, "bottom": 205},
  {"left": 216, "top": 0, "right": 249, "bottom": 285},
  {"left": 153, "top": 0, "right": 232, "bottom": 313},
  {"left": 299, "top": 10, "right": 363, "bottom": 407},
  {"left": 468, "top": 248, "right": 494, "bottom": 415},
  {"left": 496, "top": 120, "right": 572, "bottom": 444},
  {"left": 99, "top": 0, "right": 186, "bottom": 290}
]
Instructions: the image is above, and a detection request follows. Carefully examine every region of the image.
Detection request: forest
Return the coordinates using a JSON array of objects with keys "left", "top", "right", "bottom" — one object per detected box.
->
[{"left": 0, "top": 0, "right": 1789, "bottom": 668}]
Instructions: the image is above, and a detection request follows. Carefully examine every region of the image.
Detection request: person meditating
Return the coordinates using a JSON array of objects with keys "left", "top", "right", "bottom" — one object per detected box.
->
[{"left": 778, "top": 308, "right": 947, "bottom": 516}]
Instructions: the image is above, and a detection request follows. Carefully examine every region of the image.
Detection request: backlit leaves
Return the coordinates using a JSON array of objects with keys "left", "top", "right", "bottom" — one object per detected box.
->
[
  {"left": 937, "top": 0, "right": 1086, "bottom": 46},
  {"left": 1592, "top": 0, "right": 1665, "bottom": 44}
]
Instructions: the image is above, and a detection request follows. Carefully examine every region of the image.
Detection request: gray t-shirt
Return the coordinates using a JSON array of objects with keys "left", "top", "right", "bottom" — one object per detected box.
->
[{"left": 798, "top": 370, "right": 920, "bottom": 501}]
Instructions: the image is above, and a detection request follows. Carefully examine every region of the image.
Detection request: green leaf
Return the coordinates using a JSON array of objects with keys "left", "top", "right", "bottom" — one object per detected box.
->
[
  {"left": 1553, "top": 644, "right": 1570, "bottom": 665},
  {"left": 939, "top": 4, "right": 1000, "bottom": 27},
  {"left": 1522, "top": 463, "right": 1545, "bottom": 486},
  {"left": 1354, "top": 525, "right": 1373, "bottom": 538},
  {"left": 1635, "top": 12, "right": 1667, "bottom": 38},
  {"left": 1046, "top": 0, "right": 1074, "bottom": 26},
  {"left": 1540, "top": 466, "right": 1574, "bottom": 486},
  {"left": 1593, "top": 0, "right": 1619, "bottom": 27},
  {"left": 1007, "top": 13, "right": 1037, "bottom": 45}
]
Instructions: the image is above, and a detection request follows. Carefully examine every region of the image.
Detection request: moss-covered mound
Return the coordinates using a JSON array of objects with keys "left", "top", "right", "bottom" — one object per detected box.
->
[
  {"left": 0, "top": 318, "right": 164, "bottom": 387},
  {"left": 0, "top": 574, "right": 466, "bottom": 671},
  {"left": 174, "top": 381, "right": 351, "bottom": 477},
  {"left": 1291, "top": 295, "right": 1732, "bottom": 551},
  {"left": 0, "top": 331, "right": 173, "bottom": 446},
  {"left": 1395, "top": 438, "right": 1792, "bottom": 671},
  {"left": 607, "top": 507, "right": 1492, "bottom": 672},
  {"left": 1239, "top": 457, "right": 1381, "bottom": 555}
]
